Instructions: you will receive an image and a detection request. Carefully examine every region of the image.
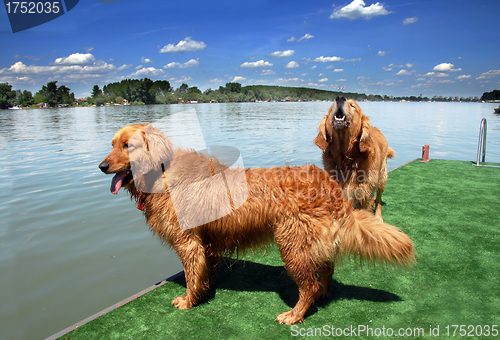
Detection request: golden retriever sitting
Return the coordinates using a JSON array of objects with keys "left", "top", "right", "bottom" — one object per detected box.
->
[
  {"left": 314, "top": 96, "right": 395, "bottom": 221},
  {"left": 99, "top": 123, "right": 413, "bottom": 325}
]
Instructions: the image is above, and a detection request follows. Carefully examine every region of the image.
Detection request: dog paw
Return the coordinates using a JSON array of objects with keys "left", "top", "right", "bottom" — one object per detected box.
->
[
  {"left": 172, "top": 296, "right": 193, "bottom": 310},
  {"left": 276, "top": 311, "right": 303, "bottom": 325},
  {"left": 315, "top": 286, "right": 329, "bottom": 300}
]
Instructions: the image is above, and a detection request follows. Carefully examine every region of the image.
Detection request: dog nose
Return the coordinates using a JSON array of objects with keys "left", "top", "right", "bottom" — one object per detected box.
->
[
  {"left": 99, "top": 161, "right": 110, "bottom": 173},
  {"left": 335, "top": 95, "right": 346, "bottom": 104}
]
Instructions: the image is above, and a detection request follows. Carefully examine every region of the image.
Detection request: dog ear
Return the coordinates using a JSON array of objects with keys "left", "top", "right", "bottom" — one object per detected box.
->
[
  {"left": 143, "top": 124, "right": 174, "bottom": 169},
  {"left": 314, "top": 115, "right": 329, "bottom": 151},
  {"left": 359, "top": 115, "right": 372, "bottom": 152}
]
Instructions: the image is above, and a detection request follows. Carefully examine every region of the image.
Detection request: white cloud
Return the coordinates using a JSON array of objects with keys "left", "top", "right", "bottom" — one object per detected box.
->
[
  {"left": 319, "top": 78, "right": 328, "bottom": 82},
  {"left": 0, "top": 59, "right": 128, "bottom": 85},
  {"left": 241, "top": 60, "right": 273, "bottom": 68},
  {"left": 159, "top": 37, "right": 207, "bottom": 53},
  {"left": 164, "top": 62, "right": 180, "bottom": 69},
  {"left": 261, "top": 69, "right": 276, "bottom": 75},
  {"left": 135, "top": 65, "right": 143, "bottom": 69},
  {"left": 433, "top": 63, "right": 455, "bottom": 71},
  {"left": 82, "top": 46, "right": 94, "bottom": 52},
  {"left": 128, "top": 67, "right": 165, "bottom": 77},
  {"left": 377, "top": 51, "right": 386, "bottom": 57},
  {"left": 179, "top": 58, "right": 200, "bottom": 68},
  {"left": 0, "top": 75, "right": 35, "bottom": 85},
  {"left": 0, "top": 58, "right": 131, "bottom": 85},
  {"left": 311, "top": 65, "right": 317, "bottom": 70},
  {"left": 141, "top": 57, "right": 153, "bottom": 64},
  {"left": 299, "top": 33, "right": 314, "bottom": 41},
  {"left": 456, "top": 75, "right": 471, "bottom": 80},
  {"left": 403, "top": 17, "right": 419, "bottom": 25},
  {"left": 210, "top": 78, "right": 224, "bottom": 83},
  {"left": 54, "top": 53, "right": 95, "bottom": 65},
  {"left": 118, "top": 64, "right": 133, "bottom": 71},
  {"left": 343, "top": 58, "right": 361, "bottom": 62},
  {"left": 425, "top": 72, "right": 449, "bottom": 77},
  {"left": 276, "top": 77, "right": 303, "bottom": 83},
  {"left": 285, "top": 61, "right": 300, "bottom": 68},
  {"left": 269, "top": 50, "right": 295, "bottom": 57},
  {"left": 232, "top": 76, "right": 246, "bottom": 82},
  {"left": 163, "top": 59, "right": 200, "bottom": 69},
  {"left": 411, "top": 83, "right": 429, "bottom": 88},
  {"left": 336, "top": 79, "right": 347, "bottom": 82},
  {"left": 287, "top": 33, "right": 315, "bottom": 42},
  {"left": 314, "top": 56, "right": 343, "bottom": 62},
  {"left": 476, "top": 70, "right": 500, "bottom": 80},
  {"left": 330, "top": 0, "right": 393, "bottom": 20},
  {"left": 396, "top": 69, "right": 415, "bottom": 76},
  {"left": 170, "top": 76, "right": 193, "bottom": 83},
  {"left": 333, "top": 69, "right": 344, "bottom": 72},
  {"left": 384, "top": 63, "right": 415, "bottom": 71}
]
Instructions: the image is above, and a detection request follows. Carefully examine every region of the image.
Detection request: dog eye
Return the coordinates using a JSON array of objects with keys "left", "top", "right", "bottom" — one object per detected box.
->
[{"left": 123, "top": 143, "right": 129, "bottom": 149}]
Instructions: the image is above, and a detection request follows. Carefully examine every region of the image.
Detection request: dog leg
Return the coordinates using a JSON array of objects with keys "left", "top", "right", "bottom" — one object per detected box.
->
[
  {"left": 375, "top": 172, "right": 388, "bottom": 221},
  {"left": 355, "top": 192, "right": 375, "bottom": 215},
  {"left": 172, "top": 240, "right": 211, "bottom": 310},
  {"left": 374, "top": 188, "right": 384, "bottom": 222},
  {"left": 206, "top": 253, "right": 220, "bottom": 287},
  {"left": 375, "top": 163, "right": 389, "bottom": 222},
  {"left": 276, "top": 251, "right": 320, "bottom": 325},
  {"left": 316, "top": 261, "right": 335, "bottom": 300}
]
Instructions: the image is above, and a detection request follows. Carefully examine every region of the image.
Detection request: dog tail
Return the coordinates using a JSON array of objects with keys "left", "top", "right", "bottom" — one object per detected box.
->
[
  {"left": 337, "top": 209, "right": 415, "bottom": 266},
  {"left": 387, "top": 147, "right": 396, "bottom": 159}
]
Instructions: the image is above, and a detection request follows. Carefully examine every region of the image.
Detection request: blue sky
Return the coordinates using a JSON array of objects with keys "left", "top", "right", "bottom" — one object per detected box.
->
[{"left": 1, "top": 0, "right": 499, "bottom": 99}]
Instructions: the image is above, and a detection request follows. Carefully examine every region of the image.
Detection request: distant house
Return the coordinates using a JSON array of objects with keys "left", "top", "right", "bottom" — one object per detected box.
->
[
  {"left": 36, "top": 102, "right": 48, "bottom": 109},
  {"left": 75, "top": 98, "right": 87, "bottom": 105}
]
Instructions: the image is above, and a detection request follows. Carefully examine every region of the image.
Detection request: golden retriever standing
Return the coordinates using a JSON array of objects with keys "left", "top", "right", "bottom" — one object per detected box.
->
[
  {"left": 99, "top": 123, "right": 413, "bottom": 325},
  {"left": 314, "top": 96, "right": 395, "bottom": 221}
]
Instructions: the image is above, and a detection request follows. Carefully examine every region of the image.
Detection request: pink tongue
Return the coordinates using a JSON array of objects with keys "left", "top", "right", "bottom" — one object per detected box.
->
[{"left": 111, "top": 171, "right": 128, "bottom": 194}]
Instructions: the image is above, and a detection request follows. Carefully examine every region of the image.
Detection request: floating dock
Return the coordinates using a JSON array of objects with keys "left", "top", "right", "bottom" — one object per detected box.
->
[{"left": 52, "top": 159, "right": 500, "bottom": 339}]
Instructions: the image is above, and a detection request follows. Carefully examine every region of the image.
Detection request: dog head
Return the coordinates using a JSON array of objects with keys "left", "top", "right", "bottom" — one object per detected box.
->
[
  {"left": 98, "top": 124, "right": 174, "bottom": 194},
  {"left": 314, "top": 96, "right": 372, "bottom": 153}
]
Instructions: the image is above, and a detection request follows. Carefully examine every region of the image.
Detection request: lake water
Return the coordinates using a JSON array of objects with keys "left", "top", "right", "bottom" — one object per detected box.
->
[{"left": 1, "top": 101, "right": 499, "bottom": 339}]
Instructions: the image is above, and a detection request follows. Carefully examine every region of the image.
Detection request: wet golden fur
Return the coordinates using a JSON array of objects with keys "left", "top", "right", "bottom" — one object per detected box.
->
[
  {"left": 99, "top": 123, "right": 413, "bottom": 325},
  {"left": 314, "top": 97, "right": 395, "bottom": 221}
]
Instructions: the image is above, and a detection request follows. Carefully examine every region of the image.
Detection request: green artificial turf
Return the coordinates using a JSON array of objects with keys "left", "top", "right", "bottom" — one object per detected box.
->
[{"left": 59, "top": 160, "right": 500, "bottom": 340}]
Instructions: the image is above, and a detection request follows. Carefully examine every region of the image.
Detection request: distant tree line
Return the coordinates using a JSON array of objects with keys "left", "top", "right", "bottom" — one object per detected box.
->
[
  {"left": 0, "top": 83, "right": 34, "bottom": 109},
  {"left": 0, "top": 79, "right": 491, "bottom": 110},
  {"left": 382, "top": 95, "right": 480, "bottom": 102},
  {"left": 1, "top": 81, "right": 75, "bottom": 109},
  {"left": 89, "top": 80, "right": 368, "bottom": 105},
  {"left": 93, "top": 81, "right": 482, "bottom": 104},
  {"left": 480, "top": 89, "right": 500, "bottom": 101},
  {"left": 34, "top": 81, "right": 75, "bottom": 107}
]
